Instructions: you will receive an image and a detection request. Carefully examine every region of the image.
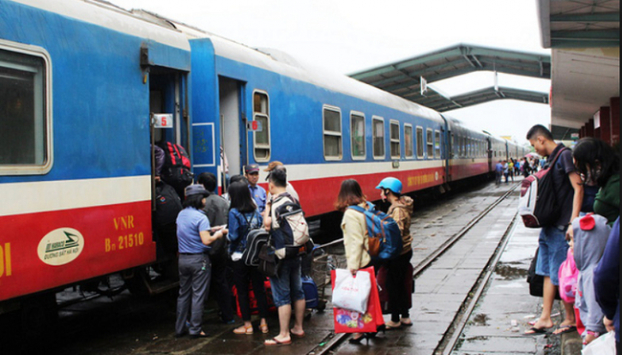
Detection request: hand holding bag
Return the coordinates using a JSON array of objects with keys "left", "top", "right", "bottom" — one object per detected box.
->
[
  {"left": 331, "top": 266, "right": 384, "bottom": 334},
  {"left": 332, "top": 269, "right": 371, "bottom": 314}
]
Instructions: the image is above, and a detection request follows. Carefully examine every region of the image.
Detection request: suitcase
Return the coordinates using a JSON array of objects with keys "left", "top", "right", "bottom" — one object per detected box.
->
[
  {"left": 377, "top": 263, "right": 414, "bottom": 314},
  {"left": 301, "top": 275, "right": 319, "bottom": 309}
]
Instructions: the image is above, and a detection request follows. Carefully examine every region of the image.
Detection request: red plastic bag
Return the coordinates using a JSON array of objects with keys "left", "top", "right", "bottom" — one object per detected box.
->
[
  {"left": 558, "top": 249, "right": 578, "bottom": 303},
  {"left": 231, "top": 280, "right": 276, "bottom": 318},
  {"left": 331, "top": 266, "right": 384, "bottom": 334}
]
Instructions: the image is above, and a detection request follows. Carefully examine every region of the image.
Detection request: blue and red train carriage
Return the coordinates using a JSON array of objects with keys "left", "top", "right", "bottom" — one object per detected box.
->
[{"left": 0, "top": 0, "right": 526, "bottom": 315}]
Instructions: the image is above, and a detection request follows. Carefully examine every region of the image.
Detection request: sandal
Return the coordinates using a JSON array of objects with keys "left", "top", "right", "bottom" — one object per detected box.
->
[
  {"left": 400, "top": 318, "right": 413, "bottom": 326},
  {"left": 265, "top": 337, "right": 291, "bottom": 346},
  {"left": 259, "top": 322, "right": 269, "bottom": 334},
  {"left": 233, "top": 324, "right": 253, "bottom": 335}
]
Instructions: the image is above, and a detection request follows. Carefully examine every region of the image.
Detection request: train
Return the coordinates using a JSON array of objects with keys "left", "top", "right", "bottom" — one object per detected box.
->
[{"left": 0, "top": 0, "right": 528, "bottom": 326}]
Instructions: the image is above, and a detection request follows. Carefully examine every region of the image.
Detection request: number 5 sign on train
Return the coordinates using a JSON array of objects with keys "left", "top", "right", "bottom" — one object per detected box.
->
[{"left": 152, "top": 113, "right": 173, "bottom": 128}]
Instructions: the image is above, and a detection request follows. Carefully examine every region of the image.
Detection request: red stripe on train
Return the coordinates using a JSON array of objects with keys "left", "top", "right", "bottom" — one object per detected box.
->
[
  {"left": 0, "top": 201, "right": 156, "bottom": 301},
  {"left": 262, "top": 167, "right": 447, "bottom": 217}
]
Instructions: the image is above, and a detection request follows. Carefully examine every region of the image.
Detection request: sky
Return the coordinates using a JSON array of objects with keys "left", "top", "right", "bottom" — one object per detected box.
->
[{"left": 109, "top": 0, "right": 552, "bottom": 145}]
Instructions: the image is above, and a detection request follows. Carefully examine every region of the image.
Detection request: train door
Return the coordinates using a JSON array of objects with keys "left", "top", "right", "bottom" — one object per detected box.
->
[
  {"left": 487, "top": 137, "right": 493, "bottom": 172},
  {"left": 218, "top": 77, "right": 247, "bottom": 192}
]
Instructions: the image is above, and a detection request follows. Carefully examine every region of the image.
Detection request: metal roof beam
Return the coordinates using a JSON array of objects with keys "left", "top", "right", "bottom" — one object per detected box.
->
[
  {"left": 469, "top": 48, "right": 552, "bottom": 63},
  {"left": 366, "top": 59, "right": 466, "bottom": 86},
  {"left": 550, "top": 12, "right": 620, "bottom": 22},
  {"left": 551, "top": 29, "right": 620, "bottom": 40}
]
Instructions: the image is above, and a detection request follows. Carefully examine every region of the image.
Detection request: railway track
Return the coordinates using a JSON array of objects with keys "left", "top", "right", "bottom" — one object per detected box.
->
[{"left": 306, "top": 183, "right": 519, "bottom": 355}]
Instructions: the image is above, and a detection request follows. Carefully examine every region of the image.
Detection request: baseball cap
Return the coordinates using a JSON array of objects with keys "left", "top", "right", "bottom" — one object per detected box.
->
[
  {"left": 244, "top": 164, "right": 260, "bottom": 174},
  {"left": 185, "top": 184, "right": 209, "bottom": 197}
]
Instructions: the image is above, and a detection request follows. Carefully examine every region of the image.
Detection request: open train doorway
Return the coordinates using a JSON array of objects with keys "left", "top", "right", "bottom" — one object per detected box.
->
[{"left": 218, "top": 77, "right": 247, "bottom": 192}]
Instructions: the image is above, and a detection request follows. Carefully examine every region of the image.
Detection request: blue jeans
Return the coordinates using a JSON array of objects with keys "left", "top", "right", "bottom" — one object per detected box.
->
[
  {"left": 536, "top": 226, "right": 568, "bottom": 286},
  {"left": 269, "top": 257, "right": 305, "bottom": 307}
]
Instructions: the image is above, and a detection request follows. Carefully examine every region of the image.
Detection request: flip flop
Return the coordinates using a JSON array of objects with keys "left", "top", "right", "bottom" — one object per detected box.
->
[
  {"left": 290, "top": 329, "right": 305, "bottom": 338},
  {"left": 524, "top": 326, "right": 551, "bottom": 335},
  {"left": 265, "top": 337, "right": 291, "bottom": 346},
  {"left": 553, "top": 325, "right": 577, "bottom": 335}
]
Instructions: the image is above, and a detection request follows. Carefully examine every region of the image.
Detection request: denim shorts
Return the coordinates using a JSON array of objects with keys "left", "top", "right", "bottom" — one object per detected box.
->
[
  {"left": 269, "top": 257, "right": 305, "bottom": 307},
  {"left": 535, "top": 226, "right": 569, "bottom": 286}
]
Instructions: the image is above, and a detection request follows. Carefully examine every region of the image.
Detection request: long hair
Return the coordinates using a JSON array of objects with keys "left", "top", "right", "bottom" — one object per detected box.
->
[
  {"left": 183, "top": 194, "right": 205, "bottom": 210},
  {"left": 335, "top": 179, "right": 366, "bottom": 212},
  {"left": 573, "top": 137, "right": 620, "bottom": 187},
  {"left": 228, "top": 181, "right": 256, "bottom": 213}
]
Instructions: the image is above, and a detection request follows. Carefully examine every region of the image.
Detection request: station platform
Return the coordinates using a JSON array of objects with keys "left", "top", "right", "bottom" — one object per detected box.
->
[{"left": 36, "top": 176, "right": 587, "bottom": 355}]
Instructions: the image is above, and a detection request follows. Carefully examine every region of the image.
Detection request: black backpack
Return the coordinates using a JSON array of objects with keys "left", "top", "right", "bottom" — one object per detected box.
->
[
  {"left": 159, "top": 142, "right": 193, "bottom": 194},
  {"left": 154, "top": 181, "right": 182, "bottom": 228},
  {"left": 518, "top": 148, "right": 568, "bottom": 228},
  {"left": 243, "top": 229, "right": 270, "bottom": 267}
]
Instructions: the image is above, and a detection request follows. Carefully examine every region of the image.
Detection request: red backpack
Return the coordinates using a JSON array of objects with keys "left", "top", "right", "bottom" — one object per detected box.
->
[{"left": 160, "top": 142, "right": 193, "bottom": 194}]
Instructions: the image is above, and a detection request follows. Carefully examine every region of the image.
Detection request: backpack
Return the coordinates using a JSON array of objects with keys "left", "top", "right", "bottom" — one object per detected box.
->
[
  {"left": 518, "top": 148, "right": 568, "bottom": 228},
  {"left": 243, "top": 229, "right": 270, "bottom": 267},
  {"left": 153, "top": 181, "right": 182, "bottom": 228},
  {"left": 160, "top": 142, "right": 193, "bottom": 193},
  {"left": 271, "top": 193, "right": 311, "bottom": 259},
  {"left": 348, "top": 202, "right": 403, "bottom": 260}
]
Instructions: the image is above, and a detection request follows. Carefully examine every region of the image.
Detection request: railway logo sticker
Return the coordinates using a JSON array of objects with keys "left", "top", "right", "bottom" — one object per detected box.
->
[{"left": 37, "top": 228, "right": 85, "bottom": 266}]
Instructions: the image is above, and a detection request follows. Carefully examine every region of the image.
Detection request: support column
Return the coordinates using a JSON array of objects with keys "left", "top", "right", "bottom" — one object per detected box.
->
[
  {"left": 611, "top": 97, "right": 620, "bottom": 145},
  {"left": 586, "top": 119, "right": 594, "bottom": 137},
  {"left": 599, "top": 107, "right": 611, "bottom": 145},
  {"left": 580, "top": 126, "right": 586, "bottom": 138}
]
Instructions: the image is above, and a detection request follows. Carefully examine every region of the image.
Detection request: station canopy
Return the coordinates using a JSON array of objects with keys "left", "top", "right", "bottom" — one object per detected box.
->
[
  {"left": 349, "top": 44, "right": 550, "bottom": 112},
  {"left": 537, "top": 0, "right": 620, "bottom": 140}
]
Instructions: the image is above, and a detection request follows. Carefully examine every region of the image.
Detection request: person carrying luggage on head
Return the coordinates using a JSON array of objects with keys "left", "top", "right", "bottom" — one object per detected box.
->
[
  {"left": 375, "top": 177, "right": 414, "bottom": 329},
  {"left": 227, "top": 181, "right": 270, "bottom": 335}
]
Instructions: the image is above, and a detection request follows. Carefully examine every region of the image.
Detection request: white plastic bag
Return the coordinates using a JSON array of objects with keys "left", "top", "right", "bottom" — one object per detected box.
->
[
  {"left": 582, "top": 331, "right": 616, "bottom": 355},
  {"left": 332, "top": 269, "right": 371, "bottom": 314}
]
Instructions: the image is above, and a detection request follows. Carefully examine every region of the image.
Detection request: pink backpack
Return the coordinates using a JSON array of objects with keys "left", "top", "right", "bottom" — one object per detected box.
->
[{"left": 558, "top": 249, "right": 578, "bottom": 303}]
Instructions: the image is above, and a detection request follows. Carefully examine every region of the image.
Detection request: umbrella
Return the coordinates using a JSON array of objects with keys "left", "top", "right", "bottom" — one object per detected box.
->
[{"left": 525, "top": 152, "right": 541, "bottom": 158}]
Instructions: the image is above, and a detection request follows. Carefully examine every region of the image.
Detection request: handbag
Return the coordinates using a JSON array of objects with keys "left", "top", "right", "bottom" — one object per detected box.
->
[
  {"left": 331, "top": 266, "right": 384, "bottom": 334},
  {"left": 526, "top": 247, "right": 561, "bottom": 300},
  {"left": 332, "top": 269, "right": 372, "bottom": 313},
  {"left": 257, "top": 243, "right": 280, "bottom": 278}
]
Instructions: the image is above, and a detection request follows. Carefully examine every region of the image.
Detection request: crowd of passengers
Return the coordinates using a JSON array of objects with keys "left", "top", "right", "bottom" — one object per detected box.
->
[{"left": 158, "top": 125, "right": 620, "bottom": 351}]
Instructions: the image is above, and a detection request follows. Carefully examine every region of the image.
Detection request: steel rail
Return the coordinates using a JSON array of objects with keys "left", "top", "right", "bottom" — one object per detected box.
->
[{"left": 307, "top": 184, "right": 519, "bottom": 355}]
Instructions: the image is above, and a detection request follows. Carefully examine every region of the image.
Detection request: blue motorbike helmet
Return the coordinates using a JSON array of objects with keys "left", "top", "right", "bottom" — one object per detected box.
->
[{"left": 376, "top": 177, "right": 402, "bottom": 194}]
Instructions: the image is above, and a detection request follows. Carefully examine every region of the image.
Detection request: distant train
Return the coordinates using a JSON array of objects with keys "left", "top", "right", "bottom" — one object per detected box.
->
[{"left": 0, "top": 0, "right": 527, "bottom": 324}]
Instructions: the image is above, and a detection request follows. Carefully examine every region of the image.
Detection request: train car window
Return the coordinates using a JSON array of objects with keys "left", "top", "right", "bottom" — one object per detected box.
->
[
  {"left": 372, "top": 116, "right": 385, "bottom": 159},
  {"left": 434, "top": 130, "right": 441, "bottom": 158},
  {"left": 416, "top": 126, "right": 424, "bottom": 159},
  {"left": 404, "top": 124, "right": 413, "bottom": 158},
  {"left": 323, "top": 106, "right": 342, "bottom": 160},
  {"left": 426, "top": 128, "right": 433, "bottom": 159},
  {"left": 450, "top": 133, "right": 455, "bottom": 158},
  {"left": 350, "top": 112, "right": 365, "bottom": 160},
  {"left": 0, "top": 45, "right": 51, "bottom": 175},
  {"left": 253, "top": 92, "right": 270, "bottom": 161},
  {"left": 390, "top": 120, "right": 400, "bottom": 159}
]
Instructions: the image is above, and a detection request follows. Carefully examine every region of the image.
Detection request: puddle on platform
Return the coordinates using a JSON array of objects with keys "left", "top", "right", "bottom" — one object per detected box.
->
[
  {"left": 495, "top": 263, "right": 529, "bottom": 280},
  {"left": 471, "top": 313, "right": 489, "bottom": 326}
]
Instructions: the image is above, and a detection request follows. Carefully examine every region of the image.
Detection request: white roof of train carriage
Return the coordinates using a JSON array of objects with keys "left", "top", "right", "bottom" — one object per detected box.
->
[
  {"left": 170, "top": 20, "right": 446, "bottom": 125},
  {"left": 12, "top": 0, "right": 191, "bottom": 52}
]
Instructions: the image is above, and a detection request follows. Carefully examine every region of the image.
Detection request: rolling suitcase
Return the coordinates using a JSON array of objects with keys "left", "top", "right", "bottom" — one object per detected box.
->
[{"left": 301, "top": 275, "right": 319, "bottom": 309}]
